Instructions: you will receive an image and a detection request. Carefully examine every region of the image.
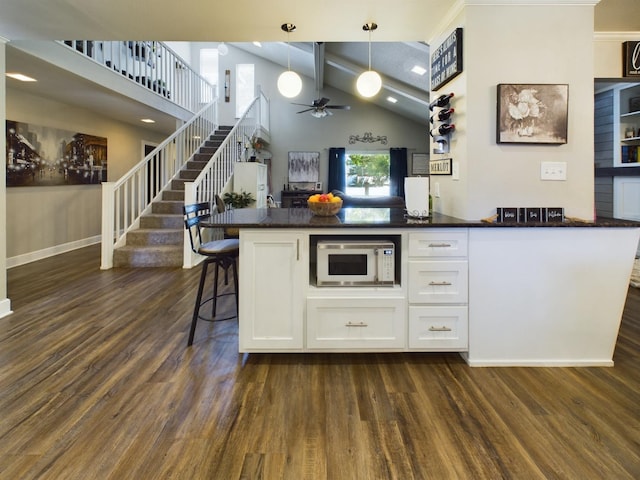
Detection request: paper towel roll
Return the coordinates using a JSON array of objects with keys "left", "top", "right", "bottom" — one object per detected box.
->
[{"left": 405, "top": 177, "right": 430, "bottom": 217}]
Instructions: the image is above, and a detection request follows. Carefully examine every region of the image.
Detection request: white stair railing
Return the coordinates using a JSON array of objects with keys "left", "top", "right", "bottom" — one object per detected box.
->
[
  {"left": 101, "top": 101, "right": 218, "bottom": 269},
  {"left": 183, "top": 93, "right": 267, "bottom": 268},
  {"left": 60, "top": 40, "right": 215, "bottom": 112}
]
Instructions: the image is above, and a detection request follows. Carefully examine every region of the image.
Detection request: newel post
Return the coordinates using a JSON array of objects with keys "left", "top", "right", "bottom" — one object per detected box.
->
[{"left": 101, "top": 182, "right": 115, "bottom": 269}]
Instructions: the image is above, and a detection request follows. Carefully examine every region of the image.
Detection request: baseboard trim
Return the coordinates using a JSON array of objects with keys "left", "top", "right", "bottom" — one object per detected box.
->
[
  {"left": 463, "top": 357, "right": 614, "bottom": 367},
  {"left": 7, "top": 236, "right": 101, "bottom": 269},
  {"left": 0, "top": 298, "right": 13, "bottom": 318}
]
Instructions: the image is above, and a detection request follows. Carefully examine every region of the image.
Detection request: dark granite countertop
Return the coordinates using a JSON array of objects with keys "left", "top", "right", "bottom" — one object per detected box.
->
[{"left": 202, "top": 207, "right": 640, "bottom": 229}]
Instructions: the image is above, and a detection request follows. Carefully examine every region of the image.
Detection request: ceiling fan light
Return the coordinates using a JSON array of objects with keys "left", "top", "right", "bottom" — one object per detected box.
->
[
  {"left": 278, "top": 70, "right": 303, "bottom": 98},
  {"left": 217, "top": 42, "right": 229, "bottom": 56},
  {"left": 356, "top": 70, "right": 382, "bottom": 98}
]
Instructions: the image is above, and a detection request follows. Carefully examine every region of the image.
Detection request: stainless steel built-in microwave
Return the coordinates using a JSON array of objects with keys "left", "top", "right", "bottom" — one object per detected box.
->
[{"left": 316, "top": 240, "right": 395, "bottom": 286}]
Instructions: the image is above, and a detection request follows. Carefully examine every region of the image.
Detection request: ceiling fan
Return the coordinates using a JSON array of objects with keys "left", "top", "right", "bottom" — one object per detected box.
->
[{"left": 292, "top": 97, "right": 350, "bottom": 118}]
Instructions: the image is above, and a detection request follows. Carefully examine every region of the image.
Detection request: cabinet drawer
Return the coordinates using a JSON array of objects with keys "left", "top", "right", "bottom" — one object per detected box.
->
[
  {"left": 408, "top": 231, "right": 468, "bottom": 257},
  {"left": 409, "top": 306, "right": 468, "bottom": 350},
  {"left": 408, "top": 261, "right": 468, "bottom": 304},
  {"left": 307, "top": 297, "right": 405, "bottom": 349}
]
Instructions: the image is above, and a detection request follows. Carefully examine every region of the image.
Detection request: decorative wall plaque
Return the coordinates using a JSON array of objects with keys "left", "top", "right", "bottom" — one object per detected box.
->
[
  {"left": 430, "top": 28, "right": 463, "bottom": 91},
  {"left": 623, "top": 41, "right": 640, "bottom": 77}
]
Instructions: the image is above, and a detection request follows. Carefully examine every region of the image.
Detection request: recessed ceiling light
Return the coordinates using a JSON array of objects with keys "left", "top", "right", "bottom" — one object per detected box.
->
[
  {"left": 141, "top": 118, "right": 155, "bottom": 123},
  {"left": 6, "top": 72, "right": 37, "bottom": 82},
  {"left": 253, "top": 42, "right": 262, "bottom": 48},
  {"left": 386, "top": 96, "right": 398, "bottom": 104},
  {"left": 411, "top": 65, "right": 427, "bottom": 76}
]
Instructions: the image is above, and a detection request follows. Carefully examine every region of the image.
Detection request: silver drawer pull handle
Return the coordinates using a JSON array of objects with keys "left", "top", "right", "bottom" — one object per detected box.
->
[
  {"left": 428, "top": 243, "right": 452, "bottom": 247},
  {"left": 429, "top": 281, "right": 452, "bottom": 286},
  {"left": 346, "top": 321, "right": 368, "bottom": 327},
  {"left": 429, "top": 326, "right": 452, "bottom": 332}
]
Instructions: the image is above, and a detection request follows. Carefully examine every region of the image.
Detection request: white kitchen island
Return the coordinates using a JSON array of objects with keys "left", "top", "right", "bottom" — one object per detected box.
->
[{"left": 205, "top": 208, "right": 640, "bottom": 366}]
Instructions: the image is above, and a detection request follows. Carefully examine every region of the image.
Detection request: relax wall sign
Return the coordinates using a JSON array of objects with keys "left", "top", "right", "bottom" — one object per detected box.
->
[{"left": 623, "top": 41, "right": 640, "bottom": 77}]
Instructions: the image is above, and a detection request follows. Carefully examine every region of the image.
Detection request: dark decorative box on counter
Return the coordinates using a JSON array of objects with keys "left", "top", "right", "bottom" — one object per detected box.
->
[{"left": 497, "top": 207, "right": 564, "bottom": 223}]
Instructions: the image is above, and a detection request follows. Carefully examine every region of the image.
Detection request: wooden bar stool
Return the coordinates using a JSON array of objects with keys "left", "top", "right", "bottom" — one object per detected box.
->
[{"left": 184, "top": 202, "right": 239, "bottom": 346}]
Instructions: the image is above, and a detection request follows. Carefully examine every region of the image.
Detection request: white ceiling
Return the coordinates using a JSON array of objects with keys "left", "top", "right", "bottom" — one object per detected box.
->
[{"left": 2, "top": 0, "right": 637, "bottom": 133}]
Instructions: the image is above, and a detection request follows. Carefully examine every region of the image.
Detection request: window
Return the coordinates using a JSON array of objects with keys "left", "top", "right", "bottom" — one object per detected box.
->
[
  {"left": 345, "top": 152, "right": 391, "bottom": 197},
  {"left": 199, "top": 48, "right": 219, "bottom": 102},
  {"left": 235, "top": 64, "right": 255, "bottom": 118}
]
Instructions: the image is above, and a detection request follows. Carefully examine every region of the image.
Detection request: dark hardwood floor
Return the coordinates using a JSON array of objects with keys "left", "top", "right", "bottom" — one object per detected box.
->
[{"left": 1, "top": 244, "right": 639, "bottom": 479}]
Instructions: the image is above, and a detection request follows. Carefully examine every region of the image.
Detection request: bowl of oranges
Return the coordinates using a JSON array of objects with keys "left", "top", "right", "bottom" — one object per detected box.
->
[{"left": 307, "top": 192, "right": 343, "bottom": 216}]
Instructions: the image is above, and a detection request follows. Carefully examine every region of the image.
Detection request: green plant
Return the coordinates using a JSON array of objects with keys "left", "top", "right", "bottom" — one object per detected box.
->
[{"left": 223, "top": 190, "right": 255, "bottom": 208}]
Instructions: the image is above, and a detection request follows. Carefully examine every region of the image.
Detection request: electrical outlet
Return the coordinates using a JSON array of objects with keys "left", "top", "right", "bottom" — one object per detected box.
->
[{"left": 540, "top": 161, "right": 567, "bottom": 181}]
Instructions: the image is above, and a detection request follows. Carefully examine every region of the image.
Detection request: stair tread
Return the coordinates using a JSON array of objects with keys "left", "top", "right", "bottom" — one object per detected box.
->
[
  {"left": 117, "top": 244, "right": 182, "bottom": 251},
  {"left": 134, "top": 228, "right": 183, "bottom": 232}
]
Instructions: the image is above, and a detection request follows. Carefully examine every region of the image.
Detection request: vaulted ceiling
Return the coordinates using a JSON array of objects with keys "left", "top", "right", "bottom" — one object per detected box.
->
[{"left": 2, "top": 0, "right": 637, "bottom": 133}]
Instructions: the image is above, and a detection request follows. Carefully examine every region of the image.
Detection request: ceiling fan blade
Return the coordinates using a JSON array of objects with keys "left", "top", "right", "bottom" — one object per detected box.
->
[
  {"left": 316, "top": 97, "right": 330, "bottom": 107},
  {"left": 291, "top": 102, "right": 311, "bottom": 107},
  {"left": 296, "top": 108, "right": 314, "bottom": 114},
  {"left": 326, "top": 105, "right": 351, "bottom": 110}
]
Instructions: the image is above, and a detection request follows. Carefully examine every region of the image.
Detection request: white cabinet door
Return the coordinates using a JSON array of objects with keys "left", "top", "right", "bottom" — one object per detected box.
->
[
  {"left": 408, "top": 261, "right": 468, "bottom": 304},
  {"left": 307, "top": 297, "right": 406, "bottom": 350},
  {"left": 234, "top": 163, "right": 267, "bottom": 208},
  {"left": 409, "top": 306, "right": 468, "bottom": 350},
  {"left": 239, "top": 231, "right": 306, "bottom": 351}
]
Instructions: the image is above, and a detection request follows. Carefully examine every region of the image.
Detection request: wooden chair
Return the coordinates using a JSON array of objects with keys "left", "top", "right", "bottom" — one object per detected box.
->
[{"left": 183, "top": 202, "right": 239, "bottom": 346}]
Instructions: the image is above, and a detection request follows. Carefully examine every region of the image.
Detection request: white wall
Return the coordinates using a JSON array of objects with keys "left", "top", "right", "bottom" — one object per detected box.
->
[
  {"left": 218, "top": 45, "right": 428, "bottom": 199},
  {"left": 6, "top": 89, "right": 167, "bottom": 261},
  {"left": 0, "top": 40, "right": 9, "bottom": 317},
  {"left": 432, "top": 4, "right": 597, "bottom": 221}
]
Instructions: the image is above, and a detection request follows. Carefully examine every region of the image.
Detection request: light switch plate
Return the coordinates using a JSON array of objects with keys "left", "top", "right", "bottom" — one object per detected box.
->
[{"left": 541, "top": 161, "right": 567, "bottom": 181}]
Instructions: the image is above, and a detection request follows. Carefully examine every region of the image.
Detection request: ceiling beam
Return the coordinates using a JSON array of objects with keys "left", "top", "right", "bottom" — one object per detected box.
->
[
  {"left": 313, "top": 42, "right": 325, "bottom": 93},
  {"left": 324, "top": 52, "right": 430, "bottom": 107}
]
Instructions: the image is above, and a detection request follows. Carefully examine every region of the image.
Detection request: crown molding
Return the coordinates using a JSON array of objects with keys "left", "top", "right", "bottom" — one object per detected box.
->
[
  {"left": 594, "top": 31, "right": 640, "bottom": 41},
  {"left": 462, "top": 0, "right": 600, "bottom": 5}
]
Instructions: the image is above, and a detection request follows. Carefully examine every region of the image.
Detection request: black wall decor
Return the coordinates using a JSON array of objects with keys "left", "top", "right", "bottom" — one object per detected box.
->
[
  {"left": 430, "top": 28, "right": 463, "bottom": 91},
  {"left": 623, "top": 41, "right": 640, "bottom": 77}
]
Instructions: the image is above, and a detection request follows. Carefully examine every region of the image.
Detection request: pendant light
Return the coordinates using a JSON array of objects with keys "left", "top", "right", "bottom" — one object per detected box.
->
[
  {"left": 356, "top": 22, "right": 382, "bottom": 98},
  {"left": 277, "top": 23, "right": 303, "bottom": 98}
]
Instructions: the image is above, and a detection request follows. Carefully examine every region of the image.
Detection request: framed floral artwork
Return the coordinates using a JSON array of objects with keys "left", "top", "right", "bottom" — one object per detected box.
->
[{"left": 497, "top": 84, "right": 568, "bottom": 144}]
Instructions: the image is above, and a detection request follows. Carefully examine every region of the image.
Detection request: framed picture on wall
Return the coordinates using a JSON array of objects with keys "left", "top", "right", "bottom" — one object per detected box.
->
[
  {"left": 496, "top": 84, "right": 569, "bottom": 145},
  {"left": 288, "top": 151, "right": 320, "bottom": 184},
  {"left": 6, "top": 120, "right": 108, "bottom": 187}
]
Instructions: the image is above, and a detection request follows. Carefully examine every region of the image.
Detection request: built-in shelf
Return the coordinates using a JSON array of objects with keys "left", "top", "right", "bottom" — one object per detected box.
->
[
  {"left": 621, "top": 111, "right": 640, "bottom": 118},
  {"left": 621, "top": 136, "right": 640, "bottom": 142}
]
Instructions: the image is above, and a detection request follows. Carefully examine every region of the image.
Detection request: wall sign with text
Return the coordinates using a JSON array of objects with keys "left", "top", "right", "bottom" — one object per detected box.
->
[
  {"left": 623, "top": 41, "right": 640, "bottom": 77},
  {"left": 429, "top": 158, "right": 452, "bottom": 175},
  {"left": 430, "top": 28, "right": 463, "bottom": 91}
]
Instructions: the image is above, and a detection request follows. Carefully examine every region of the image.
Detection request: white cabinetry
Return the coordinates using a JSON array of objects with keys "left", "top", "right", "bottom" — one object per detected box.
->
[
  {"left": 233, "top": 163, "right": 267, "bottom": 208},
  {"left": 407, "top": 230, "right": 468, "bottom": 351},
  {"left": 615, "top": 83, "right": 640, "bottom": 167},
  {"left": 307, "top": 296, "right": 405, "bottom": 350},
  {"left": 239, "top": 230, "right": 306, "bottom": 351}
]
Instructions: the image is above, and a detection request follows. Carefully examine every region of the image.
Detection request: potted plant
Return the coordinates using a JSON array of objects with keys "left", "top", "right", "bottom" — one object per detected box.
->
[{"left": 223, "top": 190, "right": 255, "bottom": 208}]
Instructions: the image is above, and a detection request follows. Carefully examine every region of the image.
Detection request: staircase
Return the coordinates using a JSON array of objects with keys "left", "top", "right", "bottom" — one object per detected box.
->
[{"left": 112, "top": 126, "right": 233, "bottom": 267}]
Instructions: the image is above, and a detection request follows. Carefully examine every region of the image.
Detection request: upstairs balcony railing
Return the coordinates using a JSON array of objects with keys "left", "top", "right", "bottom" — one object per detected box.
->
[{"left": 61, "top": 40, "right": 215, "bottom": 112}]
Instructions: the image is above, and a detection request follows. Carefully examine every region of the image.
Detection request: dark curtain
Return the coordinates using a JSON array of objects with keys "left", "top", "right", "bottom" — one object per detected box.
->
[
  {"left": 327, "top": 147, "right": 346, "bottom": 192},
  {"left": 389, "top": 148, "right": 408, "bottom": 198}
]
